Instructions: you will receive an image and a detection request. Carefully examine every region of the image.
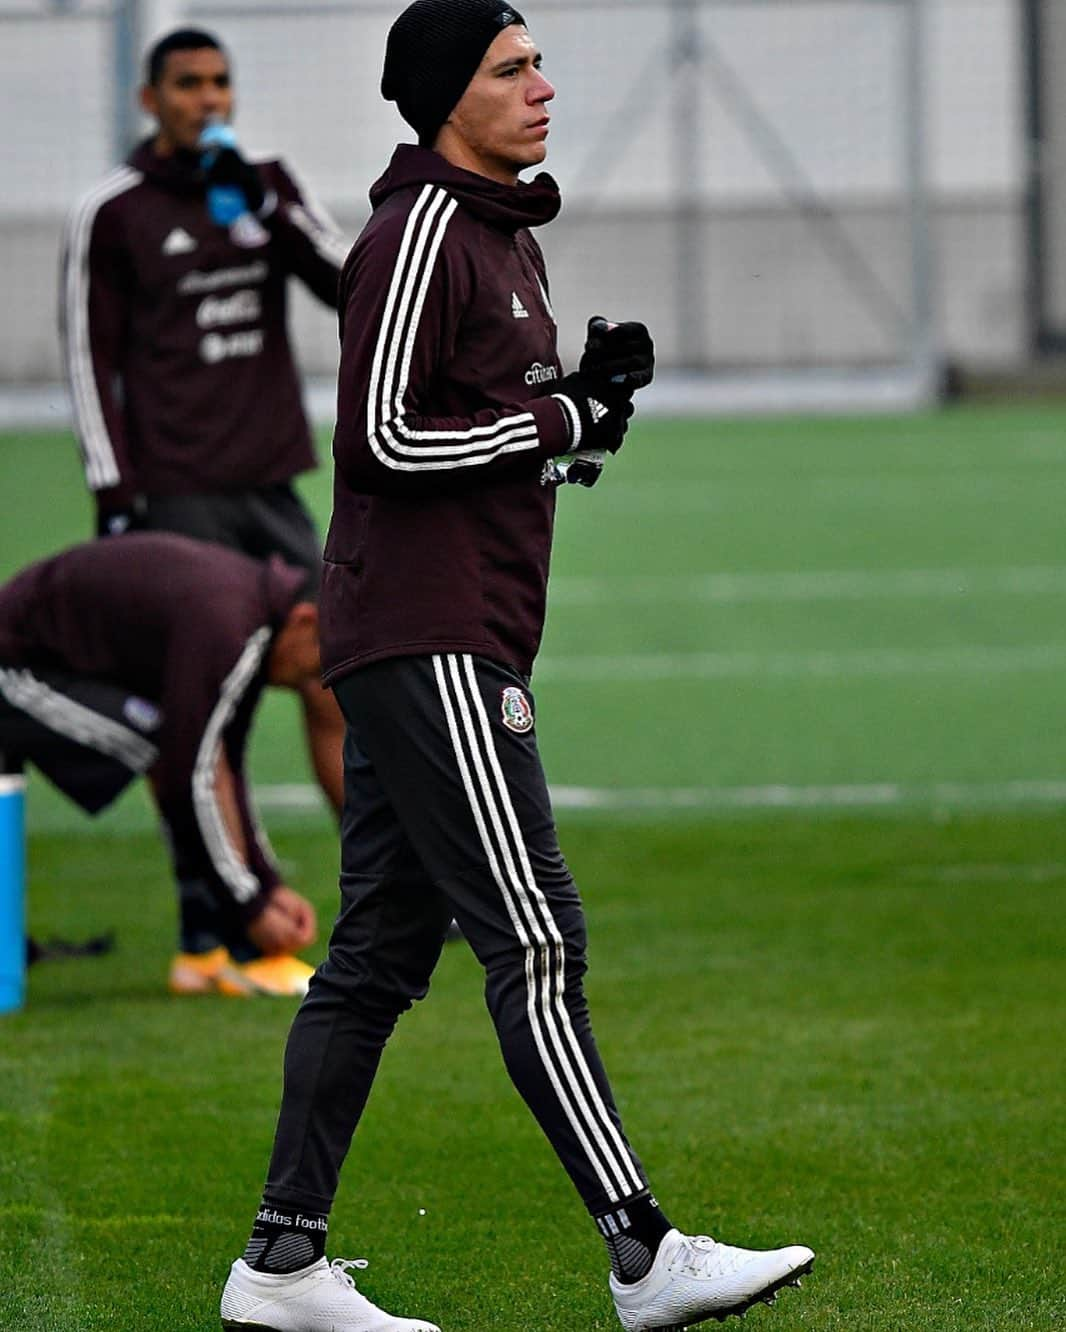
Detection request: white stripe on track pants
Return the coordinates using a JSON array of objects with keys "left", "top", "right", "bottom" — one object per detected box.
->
[{"left": 264, "top": 653, "right": 648, "bottom": 1215}]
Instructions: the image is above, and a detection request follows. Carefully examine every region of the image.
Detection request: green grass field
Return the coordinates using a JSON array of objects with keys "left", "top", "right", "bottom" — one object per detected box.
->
[{"left": 1, "top": 406, "right": 1065, "bottom": 1330}]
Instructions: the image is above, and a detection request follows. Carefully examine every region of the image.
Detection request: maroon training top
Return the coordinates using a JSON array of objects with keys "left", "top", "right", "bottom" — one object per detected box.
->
[
  {"left": 0, "top": 534, "right": 308, "bottom": 919},
  {"left": 60, "top": 139, "right": 348, "bottom": 513},
  {"left": 322, "top": 145, "right": 577, "bottom": 684}
]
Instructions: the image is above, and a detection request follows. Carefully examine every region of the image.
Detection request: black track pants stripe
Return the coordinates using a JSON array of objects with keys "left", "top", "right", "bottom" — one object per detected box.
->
[{"left": 432, "top": 654, "right": 645, "bottom": 1203}]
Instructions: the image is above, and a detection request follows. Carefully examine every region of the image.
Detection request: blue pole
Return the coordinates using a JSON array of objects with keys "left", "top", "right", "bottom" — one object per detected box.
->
[{"left": 0, "top": 775, "right": 26, "bottom": 1014}]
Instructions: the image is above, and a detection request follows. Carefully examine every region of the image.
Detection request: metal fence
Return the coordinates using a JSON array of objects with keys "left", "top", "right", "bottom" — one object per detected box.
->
[{"left": 1, "top": 0, "right": 1028, "bottom": 411}]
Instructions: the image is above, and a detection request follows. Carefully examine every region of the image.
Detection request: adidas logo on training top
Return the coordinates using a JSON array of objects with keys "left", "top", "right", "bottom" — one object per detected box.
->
[
  {"left": 588, "top": 398, "right": 609, "bottom": 422},
  {"left": 511, "top": 292, "right": 529, "bottom": 319},
  {"left": 162, "top": 227, "right": 197, "bottom": 256}
]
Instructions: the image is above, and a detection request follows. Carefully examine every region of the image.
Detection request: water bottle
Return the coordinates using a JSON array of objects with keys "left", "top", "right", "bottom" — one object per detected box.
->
[{"left": 199, "top": 119, "right": 246, "bottom": 226}]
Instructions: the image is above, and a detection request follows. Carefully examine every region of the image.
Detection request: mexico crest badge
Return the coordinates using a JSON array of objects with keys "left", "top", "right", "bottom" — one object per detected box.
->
[{"left": 500, "top": 686, "right": 534, "bottom": 734}]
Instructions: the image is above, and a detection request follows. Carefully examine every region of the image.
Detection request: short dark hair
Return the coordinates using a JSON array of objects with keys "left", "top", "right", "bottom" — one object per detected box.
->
[{"left": 145, "top": 28, "right": 227, "bottom": 86}]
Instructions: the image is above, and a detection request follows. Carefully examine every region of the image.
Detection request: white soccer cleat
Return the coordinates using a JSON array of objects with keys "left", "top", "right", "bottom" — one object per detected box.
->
[
  {"left": 610, "top": 1229, "right": 814, "bottom": 1330},
  {"left": 220, "top": 1256, "right": 441, "bottom": 1332}
]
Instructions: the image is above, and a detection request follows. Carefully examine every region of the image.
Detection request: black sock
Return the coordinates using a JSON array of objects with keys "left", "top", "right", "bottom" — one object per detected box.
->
[
  {"left": 595, "top": 1192, "right": 674, "bottom": 1284},
  {"left": 242, "top": 1201, "right": 329, "bottom": 1274}
]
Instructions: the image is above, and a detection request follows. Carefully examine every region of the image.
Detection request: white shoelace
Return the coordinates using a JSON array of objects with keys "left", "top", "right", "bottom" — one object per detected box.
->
[
  {"left": 329, "top": 1257, "right": 370, "bottom": 1289},
  {"left": 675, "top": 1235, "right": 746, "bottom": 1278}
]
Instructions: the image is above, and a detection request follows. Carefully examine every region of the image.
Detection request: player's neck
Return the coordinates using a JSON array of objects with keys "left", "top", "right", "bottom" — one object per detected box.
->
[
  {"left": 431, "top": 132, "right": 519, "bottom": 187},
  {"left": 152, "top": 130, "right": 178, "bottom": 158}
]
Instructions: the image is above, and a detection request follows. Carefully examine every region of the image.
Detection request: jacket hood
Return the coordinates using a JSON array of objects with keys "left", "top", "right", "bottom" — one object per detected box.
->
[
  {"left": 127, "top": 138, "right": 206, "bottom": 196},
  {"left": 369, "top": 144, "right": 560, "bottom": 232}
]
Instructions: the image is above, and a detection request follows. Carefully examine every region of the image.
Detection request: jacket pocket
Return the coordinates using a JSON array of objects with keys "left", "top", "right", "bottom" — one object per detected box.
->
[{"left": 323, "top": 489, "right": 369, "bottom": 567}]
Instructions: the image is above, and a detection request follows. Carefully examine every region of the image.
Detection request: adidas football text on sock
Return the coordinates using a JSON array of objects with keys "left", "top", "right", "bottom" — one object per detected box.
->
[
  {"left": 595, "top": 1192, "right": 674, "bottom": 1284},
  {"left": 242, "top": 1201, "right": 328, "bottom": 1274}
]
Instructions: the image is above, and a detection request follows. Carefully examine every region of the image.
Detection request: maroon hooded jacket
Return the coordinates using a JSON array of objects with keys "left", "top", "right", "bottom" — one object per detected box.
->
[
  {"left": 60, "top": 139, "right": 348, "bottom": 512},
  {"left": 0, "top": 534, "right": 307, "bottom": 921},
  {"left": 322, "top": 145, "right": 577, "bottom": 684}
]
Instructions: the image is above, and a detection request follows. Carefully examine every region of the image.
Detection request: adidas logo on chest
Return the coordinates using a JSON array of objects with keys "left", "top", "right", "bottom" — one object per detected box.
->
[{"left": 511, "top": 291, "right": 529, "bottom": 319}]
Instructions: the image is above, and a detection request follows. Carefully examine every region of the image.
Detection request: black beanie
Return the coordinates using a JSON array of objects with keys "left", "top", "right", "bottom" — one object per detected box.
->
[{"left": 382, "top": 0, "right": 527, "bottom": 144}]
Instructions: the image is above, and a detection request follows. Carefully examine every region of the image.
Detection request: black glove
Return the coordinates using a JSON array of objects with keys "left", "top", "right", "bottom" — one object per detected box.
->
[
  {"left": 204, "top": 145, "right": 266, "bottom": 215},
  {"left": 580, "top": 316, "right": 655, "bottom": 390},
  {"left": 564, "top": 453, "right": 607, "bottom": 488},
  {"left": 551, "top": 374, "right": 633, "bottom": 455}
]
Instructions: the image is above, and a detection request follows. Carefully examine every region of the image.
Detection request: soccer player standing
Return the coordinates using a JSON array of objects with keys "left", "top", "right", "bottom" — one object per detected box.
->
[
  {"left": 221, "top": 3, "right": 815, "bottom": 1329},
  {"left": 60, "top": 28, "right": 349, "bottom": 988}
]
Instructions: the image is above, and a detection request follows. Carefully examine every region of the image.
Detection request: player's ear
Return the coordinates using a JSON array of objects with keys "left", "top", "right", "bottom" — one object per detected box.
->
[
  {"left": 139, "top": 82, "right": 159, "bottom": 120},
  {"left": 291, "top": 602, "right": 318, "bottom": 633}
]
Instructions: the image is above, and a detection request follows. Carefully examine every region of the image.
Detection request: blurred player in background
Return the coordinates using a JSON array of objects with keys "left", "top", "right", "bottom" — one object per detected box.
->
[
  {"left": 59, "top": 26, "right": 348, "bottom": 966},
  {"left": 0, "top": 534, "right": 324, "bottom": 996},
  {"left": 221, "top": 3, "right": 814, "bottom": 1330}
]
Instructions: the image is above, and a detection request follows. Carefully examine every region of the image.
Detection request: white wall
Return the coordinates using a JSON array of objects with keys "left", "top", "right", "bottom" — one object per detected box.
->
[{"left": 0, "top": 0, "right": 1029, "bottom": 381}]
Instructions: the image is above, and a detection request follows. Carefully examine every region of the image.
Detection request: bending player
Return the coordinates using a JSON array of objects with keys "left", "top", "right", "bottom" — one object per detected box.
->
[{"left": 0, "top": 533, "right": 326, "bottom": 996}]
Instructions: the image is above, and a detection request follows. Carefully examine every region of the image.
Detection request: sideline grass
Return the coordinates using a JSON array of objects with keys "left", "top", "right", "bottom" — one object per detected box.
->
[{"left": 2, "top": 813, "right": 1063, "bottom": 1330}]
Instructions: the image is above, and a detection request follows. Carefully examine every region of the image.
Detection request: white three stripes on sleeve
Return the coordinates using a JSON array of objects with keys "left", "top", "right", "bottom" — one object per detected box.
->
[
  {"left": 432, "top": 654, "right": 645, "bottom": 1203},
  {"left": 61, "top": 167, "right": 142, "bottom": 492},
  {"left": 366, "top": 184, "right": 542, "bottom": 473},
  {"left": 286, "top": 201, "right": 351, "bottom": 269},
  {"left": 191, "top": 628, "right": 274, "bottom": 905},
  {"left": 271, "top": 158, "right": 351, "bottom": 269}
]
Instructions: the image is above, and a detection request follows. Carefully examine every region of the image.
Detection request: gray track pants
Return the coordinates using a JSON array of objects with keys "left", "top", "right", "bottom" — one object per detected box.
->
[{"left": 263, "top": 653, "right": 648, "bottom": 1216}]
